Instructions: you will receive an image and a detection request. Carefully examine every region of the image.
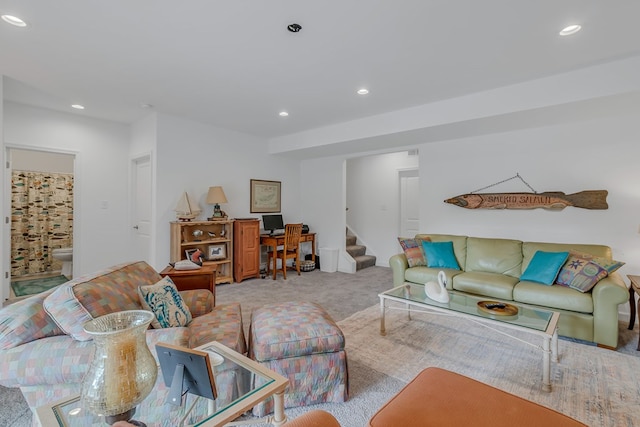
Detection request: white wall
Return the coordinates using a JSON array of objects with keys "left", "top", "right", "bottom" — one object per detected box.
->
[
  {"left": 152, "top": 113, "right": 301, "bottom": 270},
  {"left": 346, "top": 151, "right": 418, "bottom": 266},
  {"left": 2, "top": 102, "right": 132, "bottom": 281},
  {"left": 11, "top": 149, "right": 74, "bottom": 173},
  {"left": 419, "top": 114, "right": 640, "bottom": 281},
  {"left": 300, "top": 156, "right": 347, "bottom": 270}
]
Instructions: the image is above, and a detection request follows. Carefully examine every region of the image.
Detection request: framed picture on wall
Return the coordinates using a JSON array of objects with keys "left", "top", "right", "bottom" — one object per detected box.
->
[{"left": 250, "top": 179, "right": 281, "bottom": 213}]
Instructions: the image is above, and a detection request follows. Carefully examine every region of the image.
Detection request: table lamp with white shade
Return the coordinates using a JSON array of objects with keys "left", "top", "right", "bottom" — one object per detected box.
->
[{"left": 206, "top": 186, "right": 228, "bottom": 220}]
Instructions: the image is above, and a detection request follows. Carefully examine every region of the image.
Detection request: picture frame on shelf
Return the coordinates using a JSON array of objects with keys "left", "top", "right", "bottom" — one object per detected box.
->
[
  {"left": 185, "top": 248, "right": 204, "bottom": 264},
  {"left": 207, "top": 244, "right": 226, "bottom": 260},
  {"left": 250, "top": 179, "right": 281, "bottom": 213}
]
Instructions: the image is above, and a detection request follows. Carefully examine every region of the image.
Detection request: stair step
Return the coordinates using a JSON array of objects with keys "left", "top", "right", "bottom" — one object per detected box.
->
[
  {"left": 346, "top": 244, "right": 366, "bottom": 257},
  {"left": 354, "top": 255, "right": 376, "bottom": 271},
  {"left": 346, "top": 235, "right": 357, "bottom": 246}
]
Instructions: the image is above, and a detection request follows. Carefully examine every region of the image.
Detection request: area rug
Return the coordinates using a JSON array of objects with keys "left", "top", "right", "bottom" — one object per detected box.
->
[
  {"left": 10, "top": 275, "right": 68, "bottom": 297},
  {"left": 339, "top": 304, "right": 640, "bottom": 427}
]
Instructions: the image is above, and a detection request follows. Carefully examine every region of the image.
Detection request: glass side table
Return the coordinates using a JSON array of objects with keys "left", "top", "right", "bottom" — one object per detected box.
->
[{"left": 36, "top": 341, "right": 289, "bottom": 427}]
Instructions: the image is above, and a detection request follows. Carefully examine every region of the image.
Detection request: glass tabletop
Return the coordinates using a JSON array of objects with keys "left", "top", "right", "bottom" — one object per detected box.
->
[
  {"left": 39, "top": 342, "right": 287, "bottom": 427},
  {"left": 381, "top": 283, "right": 555, "bottom": 333}
]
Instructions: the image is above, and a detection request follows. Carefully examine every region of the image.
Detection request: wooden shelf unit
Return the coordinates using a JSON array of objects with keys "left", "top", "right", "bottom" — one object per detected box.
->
[{"left": 170, "top": 220, "right": 234, "bottom": 284}]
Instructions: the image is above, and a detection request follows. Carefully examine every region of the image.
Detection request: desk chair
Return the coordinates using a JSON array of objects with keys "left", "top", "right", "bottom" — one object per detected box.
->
[{"left": 267, "top": 223, "right": 303, "bottom": 280}]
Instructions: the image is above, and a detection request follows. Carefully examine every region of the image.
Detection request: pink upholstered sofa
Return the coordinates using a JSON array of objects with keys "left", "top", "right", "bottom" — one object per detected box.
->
[{"left": 0, "top": 261, "right": 246, "bottom": 426}]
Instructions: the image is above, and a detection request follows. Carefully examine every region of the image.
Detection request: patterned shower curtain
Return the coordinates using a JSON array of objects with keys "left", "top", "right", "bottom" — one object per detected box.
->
[{"left": 11, "top": 170, "right": 74, "bottom": 277}]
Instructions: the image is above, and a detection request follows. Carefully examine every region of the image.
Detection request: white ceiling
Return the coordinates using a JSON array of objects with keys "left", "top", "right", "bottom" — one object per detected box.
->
[{"left": 1, "top": 1, "right": 640, "bottom": 139}]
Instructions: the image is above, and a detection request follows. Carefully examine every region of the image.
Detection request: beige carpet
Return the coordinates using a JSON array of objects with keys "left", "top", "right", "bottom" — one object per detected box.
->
[
  {"left": 4, "top": 267, "right": 640, "bottom": 426},
  {"left": 340, "top": 303, "right": 640, "bottom": 427}
]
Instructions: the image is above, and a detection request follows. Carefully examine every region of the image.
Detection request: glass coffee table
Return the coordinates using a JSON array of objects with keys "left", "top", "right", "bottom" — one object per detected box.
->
[
  {"left": 379, "top": 283, "right": 560, "bottom": 391},
  {"left": 36, "top": 341, "right": 289, "bottom": 427}
]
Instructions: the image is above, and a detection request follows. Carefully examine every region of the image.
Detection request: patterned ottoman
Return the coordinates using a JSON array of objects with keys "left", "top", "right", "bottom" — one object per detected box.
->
[{"left": 249, "top": 301, "right": 348, "bottom": 416}]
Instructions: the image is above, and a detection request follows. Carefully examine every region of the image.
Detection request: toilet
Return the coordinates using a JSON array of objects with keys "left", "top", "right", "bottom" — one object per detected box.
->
[{"left": 52, "top": 248, "right": 73, "bottom": 279}]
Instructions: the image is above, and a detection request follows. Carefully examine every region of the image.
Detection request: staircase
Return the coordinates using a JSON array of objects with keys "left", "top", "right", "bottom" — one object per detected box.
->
[{"left": 346, "top": 234, "right": 376, "bottom": 271}]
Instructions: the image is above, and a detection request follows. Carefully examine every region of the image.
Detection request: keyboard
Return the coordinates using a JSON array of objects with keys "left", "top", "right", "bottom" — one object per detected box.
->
[{"left": 271, "top": 230, "right": 285, "bottom": 236}]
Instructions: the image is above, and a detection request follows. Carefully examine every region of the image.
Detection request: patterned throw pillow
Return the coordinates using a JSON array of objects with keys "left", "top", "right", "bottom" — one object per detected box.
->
[
  {"left": 398, "top": 237, "right": 430, "bottom": 267},
  {"left": 556, "top": 251, "right": 625, "bottom": 292},
  {"left": 138, "top": 277, "right": 192, "bottom": 328}
]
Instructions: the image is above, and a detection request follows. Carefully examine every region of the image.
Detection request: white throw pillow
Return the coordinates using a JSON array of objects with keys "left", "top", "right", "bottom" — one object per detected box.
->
[{"left": 138, "top": 277, "right": 192, "bottom": 328}]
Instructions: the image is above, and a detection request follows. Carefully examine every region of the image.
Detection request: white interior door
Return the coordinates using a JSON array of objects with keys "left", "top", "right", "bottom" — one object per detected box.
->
[
  {"left": 399, "top": 169, "right": 419, "bottom": 237},
  {"left": 132, "top": 155, "right": 152, "bottom": 263}
]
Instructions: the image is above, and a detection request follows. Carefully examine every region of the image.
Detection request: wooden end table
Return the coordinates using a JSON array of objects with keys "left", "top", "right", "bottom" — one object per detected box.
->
[
  {"left": 626, "top": 274, "right": 640, "bottom": 350},
  {"left": 160, "top": 265, "right": 217, "bottom": 305}
]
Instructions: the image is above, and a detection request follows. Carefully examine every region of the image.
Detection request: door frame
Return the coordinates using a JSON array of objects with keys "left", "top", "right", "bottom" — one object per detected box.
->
[
  {"left": 129, "top": 152, "right": 155, "bottom": 266},
  {"left": 398, "top": 167, "right": 419, "bottom": 237},
  {"left": 3, "top": 145, "right": 78, "bottom": 302}
]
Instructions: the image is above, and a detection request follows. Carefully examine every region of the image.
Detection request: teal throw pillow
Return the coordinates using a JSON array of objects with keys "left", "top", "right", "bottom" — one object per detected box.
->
[
  {"left": 520, "top": 251, "right": 569, "bottom": 285},
  {"left": 421, "top": 241, "right": 460, "bottom": 270}
]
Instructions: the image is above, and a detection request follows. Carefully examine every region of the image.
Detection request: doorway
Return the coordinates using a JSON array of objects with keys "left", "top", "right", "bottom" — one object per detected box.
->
[
  {"left": 399, "top": 168, "right": 419, "bottom": 237},
  {"left": 131, "top": 154, "right": 153, "bottom": 265},
  {"left": 7, "top": 148, "right": 75, "bottom": 299}
]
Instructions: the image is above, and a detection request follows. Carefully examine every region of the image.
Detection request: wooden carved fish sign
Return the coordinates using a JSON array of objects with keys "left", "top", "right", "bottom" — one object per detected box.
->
[{"left": 444, "top": 190, "right": 608, "bottom": 210}]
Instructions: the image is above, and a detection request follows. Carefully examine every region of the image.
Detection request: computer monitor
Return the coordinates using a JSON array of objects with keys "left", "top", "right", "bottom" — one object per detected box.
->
[{"left": 262, "top": 214, "right": 284, "bottom": 234}]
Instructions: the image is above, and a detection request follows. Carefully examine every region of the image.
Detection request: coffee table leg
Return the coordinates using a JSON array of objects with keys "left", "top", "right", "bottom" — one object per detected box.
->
[
  {"left": 542, "top": 336, "right": 551, "bottom": 392},
  {"left": 272, "top": 390, "right": 287, "bottom": 426},
  {"left": 379, "top": 298, "right": 386, "bottom": 336},
  {"left": 552, "top": 328, "right": 559, "bottom": 363}
]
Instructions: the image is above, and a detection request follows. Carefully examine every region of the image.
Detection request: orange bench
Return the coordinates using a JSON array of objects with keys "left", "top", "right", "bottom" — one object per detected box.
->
[{"left": 368, "top": 367, "right": 586, "bottom": 426}]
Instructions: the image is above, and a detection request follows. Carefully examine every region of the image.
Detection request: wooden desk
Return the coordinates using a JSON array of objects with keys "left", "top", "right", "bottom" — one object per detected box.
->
[
  {"left": 160, "top": 264, "right": 217, "bottom": 305},
  {"left": 260, "top": 233, "right": 316, "bottom": 279},
  {"left": 627, "top": 274, "right": 640, "bottom": 350}
]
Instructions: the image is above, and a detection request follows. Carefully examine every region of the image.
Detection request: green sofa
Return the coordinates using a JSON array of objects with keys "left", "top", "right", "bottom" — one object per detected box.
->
[{"left": 389, "top": 234, "right": 628, "bottom": 348}]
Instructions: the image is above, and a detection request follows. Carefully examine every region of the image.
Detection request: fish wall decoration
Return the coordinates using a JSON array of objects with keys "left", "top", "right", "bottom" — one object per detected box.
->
[{"left": 445, "top": 190, "right": 608, "bottom": 210}]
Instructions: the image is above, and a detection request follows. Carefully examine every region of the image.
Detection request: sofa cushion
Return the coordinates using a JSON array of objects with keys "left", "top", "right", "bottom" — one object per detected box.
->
[
  {"left": 398, "top": 237, "right": 428, "bottom": 267},
  {"left": 187, "top": 303, "right": 247, "bottom": 353},
  {"left": 452, "top": 272, "right": 519, "bottom": 300},
  {"left": 405, "top": 267, "right": 462, "bottom": 289},
  {"left": 44, "top": 261, "right": 162, "bottom": 341},
  {"left": 520, "top": 251, "right": 569, "bottom": 285},
  {"left": 465, "top": 237, "right": 522, "bottom": 278},
  {"left": 421, "top": 241, "right": 461, "bottom": 270},
  {"left": 513, "top": 281, "right": 594, "bottom": 313},
  {"left": 138, "top": 277, "right": 193, "bottom": 329},
  {"left": 0, "top": 288, "right": 63, "bottom": 350}
]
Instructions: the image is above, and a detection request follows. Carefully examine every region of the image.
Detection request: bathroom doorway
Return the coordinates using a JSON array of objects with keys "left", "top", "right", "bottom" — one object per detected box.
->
[{"left": 7, "top": 148, "right": 75, "bottom": 299}]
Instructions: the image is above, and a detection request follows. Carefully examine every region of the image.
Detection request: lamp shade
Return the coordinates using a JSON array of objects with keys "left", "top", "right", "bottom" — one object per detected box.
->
[{"left": 206, "top": 186, "right": 228, "bottom": 204}]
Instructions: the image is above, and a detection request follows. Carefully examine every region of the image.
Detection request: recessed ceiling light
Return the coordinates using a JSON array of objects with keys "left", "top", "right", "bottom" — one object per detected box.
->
[
  {"left": 279, "top": 111, "right": 289, "bottom": 117},
  {"left": 357, "top": 88, "right": 369, "bottom": 95},
  {"left": 1, "top": 14, "right": 28, "bottom": 27},
  {"left": 559, "top": 24, "right": 581, "bottom": 36},
  {"left": 71, "top": 104, "right": 85, "bottom": 110}
]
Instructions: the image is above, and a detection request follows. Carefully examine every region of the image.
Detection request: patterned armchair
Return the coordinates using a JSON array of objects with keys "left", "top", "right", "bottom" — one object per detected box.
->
[{"left": 0, "top": 261, "right": 246, "bottom": 426}]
